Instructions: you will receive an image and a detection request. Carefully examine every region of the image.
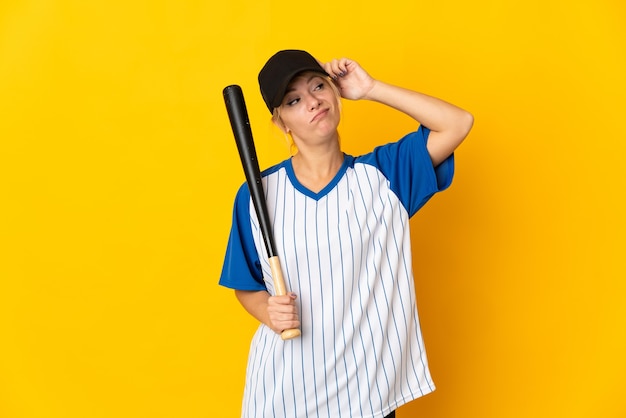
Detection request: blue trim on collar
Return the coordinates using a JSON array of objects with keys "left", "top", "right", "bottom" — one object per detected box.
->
[{"left": 284, "top": 154, "right": 354, "bottom": 200}]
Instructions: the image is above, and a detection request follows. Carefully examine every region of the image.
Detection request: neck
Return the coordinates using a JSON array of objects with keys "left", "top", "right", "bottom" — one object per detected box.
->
[{"left": 291, "top": 140, "right": 344, "bottom": 193}]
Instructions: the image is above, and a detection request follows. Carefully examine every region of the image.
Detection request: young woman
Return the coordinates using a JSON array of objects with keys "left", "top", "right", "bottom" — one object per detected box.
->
[{"left": 220, "top": 49, "right": 473, "bottom": 418}]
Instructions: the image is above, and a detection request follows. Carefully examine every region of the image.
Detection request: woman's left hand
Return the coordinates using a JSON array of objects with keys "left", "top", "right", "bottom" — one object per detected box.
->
[{"left": 321, "top": 58, "right": 376, "bottom": 101}]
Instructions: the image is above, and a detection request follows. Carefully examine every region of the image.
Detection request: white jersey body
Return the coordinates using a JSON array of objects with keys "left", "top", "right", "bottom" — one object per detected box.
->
[{"left": 220, "top": 128, "right": 454, "bottom": 418}]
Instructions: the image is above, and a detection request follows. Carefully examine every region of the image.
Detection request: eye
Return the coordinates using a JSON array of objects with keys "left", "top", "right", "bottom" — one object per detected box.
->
[
  {"left": 286, "top": 97, "right": 300, "bottom": 106},
  {"left": 313, "top": 82, "right": 324, "bottom": 91}
]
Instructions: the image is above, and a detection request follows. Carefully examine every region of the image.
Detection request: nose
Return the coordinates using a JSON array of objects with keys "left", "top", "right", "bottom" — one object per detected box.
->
[{"left": 306, "top": 93, "right": 321, "bottom": 111}]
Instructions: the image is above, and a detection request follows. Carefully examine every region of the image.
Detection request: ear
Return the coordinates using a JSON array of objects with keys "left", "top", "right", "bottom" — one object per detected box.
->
[{"left": 272, "top": 115, "right": 290, "bottom": 134}]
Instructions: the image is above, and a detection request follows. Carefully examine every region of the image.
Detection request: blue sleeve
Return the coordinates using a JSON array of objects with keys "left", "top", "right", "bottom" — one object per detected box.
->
[
  {"left": 359, "top": 126, "right": 455, "bottom": 217},
  {"left": 218, "top": 183, "right": 267, "bottom": 291}
]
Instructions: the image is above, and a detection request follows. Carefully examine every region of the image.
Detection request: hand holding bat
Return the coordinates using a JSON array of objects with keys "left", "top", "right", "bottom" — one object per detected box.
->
[{"left": 223, "top": 84, "right": 301, "bottom": 340}]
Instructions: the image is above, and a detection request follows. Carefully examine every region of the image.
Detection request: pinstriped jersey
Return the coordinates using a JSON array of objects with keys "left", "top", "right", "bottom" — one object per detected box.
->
[{"left": 220, "top": 127, "right": 454, "bottom": 418}]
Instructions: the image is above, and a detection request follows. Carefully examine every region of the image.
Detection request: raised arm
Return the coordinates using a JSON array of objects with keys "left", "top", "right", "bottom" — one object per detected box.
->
[{"left": 322, "top": 58, "right": 473, "bottom": 166}]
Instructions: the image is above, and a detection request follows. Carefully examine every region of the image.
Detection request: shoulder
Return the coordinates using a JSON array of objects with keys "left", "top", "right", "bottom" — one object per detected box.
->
[
  {"left": 260, "top": 159, "right": 290, "bottom": 178},
  {"left": 354, "top": 126, "right": 431, "bottom": 173},
  {"left": 233, "top": 158, "right": 289, "bottom": 203}
]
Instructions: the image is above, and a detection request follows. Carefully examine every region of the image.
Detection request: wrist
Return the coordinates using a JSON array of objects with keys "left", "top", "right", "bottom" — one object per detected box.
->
[{"left": 362, "top": 79, "right": 383, "bottom": 102}]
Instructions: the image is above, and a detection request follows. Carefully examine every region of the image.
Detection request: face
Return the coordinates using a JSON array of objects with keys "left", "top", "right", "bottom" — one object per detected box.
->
[{"left": 275, "top": 72, "right": 340, "bottom": 146}]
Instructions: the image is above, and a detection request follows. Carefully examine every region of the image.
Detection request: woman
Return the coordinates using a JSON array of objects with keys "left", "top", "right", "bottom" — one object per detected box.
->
[{"left": 220, "top": 49, "right": 473, "bottom": 418}]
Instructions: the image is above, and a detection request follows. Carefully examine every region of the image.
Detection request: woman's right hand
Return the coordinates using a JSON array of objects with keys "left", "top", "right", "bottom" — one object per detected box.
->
[{"left": 267, "top": 292, "right": 300, "bottom": 335}]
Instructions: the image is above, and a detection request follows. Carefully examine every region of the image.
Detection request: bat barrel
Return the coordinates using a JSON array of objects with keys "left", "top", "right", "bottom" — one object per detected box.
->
[{"left": 223, "top": 85, "right": 277, "bottom": 258}]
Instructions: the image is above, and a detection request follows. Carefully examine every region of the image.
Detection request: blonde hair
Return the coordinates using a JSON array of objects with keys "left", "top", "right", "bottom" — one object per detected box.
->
[{"left": 270, "top": 73, "right": 342, "bottom": 156}]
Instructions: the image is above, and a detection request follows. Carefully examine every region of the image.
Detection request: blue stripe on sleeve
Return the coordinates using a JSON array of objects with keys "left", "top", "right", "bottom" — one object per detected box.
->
[{"left": 356, "top": 126, "right": 455, "bottom": 217}]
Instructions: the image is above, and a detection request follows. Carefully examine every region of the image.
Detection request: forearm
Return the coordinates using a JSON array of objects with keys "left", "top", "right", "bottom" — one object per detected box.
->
[
  {"left": 364, "top": 81, "right": 465, "bottom": 131},
  {"left": 235, "top": 289, "right": 300, "bottom": 334},
  {"left": 235, "top": 289, "right": 271, "bottom": 327},
  {"left": 364, "top": 80, "right": 473, "bottom": 166}
]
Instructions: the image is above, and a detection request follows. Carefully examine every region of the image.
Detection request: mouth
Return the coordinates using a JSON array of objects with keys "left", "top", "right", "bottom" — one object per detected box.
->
[{"left": 310, "top": 108, "right": 329, "bottom": 123}]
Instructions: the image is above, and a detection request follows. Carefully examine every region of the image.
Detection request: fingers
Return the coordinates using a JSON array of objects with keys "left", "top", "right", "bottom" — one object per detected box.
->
[
  {"left": 322, "top": 57, "right": 355, "bottom": 79},
  {"left": 320, "top": 57, "right": 376, "bottom": 101},
  {"left": 267, "top": 293, "right": 300, "bottom": 334}
]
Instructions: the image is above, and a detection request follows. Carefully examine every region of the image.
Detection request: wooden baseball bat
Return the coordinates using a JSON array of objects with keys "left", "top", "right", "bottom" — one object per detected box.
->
[{"left": 222, "top": 84, "right": 300, "bottom": 340}]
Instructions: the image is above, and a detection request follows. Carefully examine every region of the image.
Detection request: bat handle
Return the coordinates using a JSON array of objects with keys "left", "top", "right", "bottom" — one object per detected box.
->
[{"left": 268, "top": 256, "right": 301, "bottom": 340}]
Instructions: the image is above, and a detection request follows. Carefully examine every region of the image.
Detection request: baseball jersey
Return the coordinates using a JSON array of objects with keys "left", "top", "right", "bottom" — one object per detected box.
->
[{"left": 219, "top": 126, "right": 454, "bottom": 418}]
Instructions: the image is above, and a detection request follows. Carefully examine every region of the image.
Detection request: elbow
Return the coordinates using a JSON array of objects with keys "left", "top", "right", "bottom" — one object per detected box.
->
[
  {"left": 449, "top": 110, "right": 473, "bottom": 150},
  {"left": 447, "top": 110, "right": 473, "bottom": 156},
  {"left": 426, "top": 109, "right": 474, "bottom": 166},
  {"left": 458, "top": 110, "right": 474, "bottom": 142}
]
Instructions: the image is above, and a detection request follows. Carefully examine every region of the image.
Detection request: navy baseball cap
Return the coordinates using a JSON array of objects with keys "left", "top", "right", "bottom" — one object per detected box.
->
[{"left": 258, "top": 50, "right": 329, "bottom": 112}]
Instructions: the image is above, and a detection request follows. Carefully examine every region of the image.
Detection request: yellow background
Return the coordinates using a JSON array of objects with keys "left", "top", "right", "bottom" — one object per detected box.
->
[{"left": 1, "top": 0, "right": 625, "bottom": 417}]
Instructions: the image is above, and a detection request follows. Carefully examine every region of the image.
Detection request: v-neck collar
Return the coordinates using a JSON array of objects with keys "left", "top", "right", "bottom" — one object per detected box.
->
[{"left": 284, "top": 154, "right": 352, "bottom": 200}]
